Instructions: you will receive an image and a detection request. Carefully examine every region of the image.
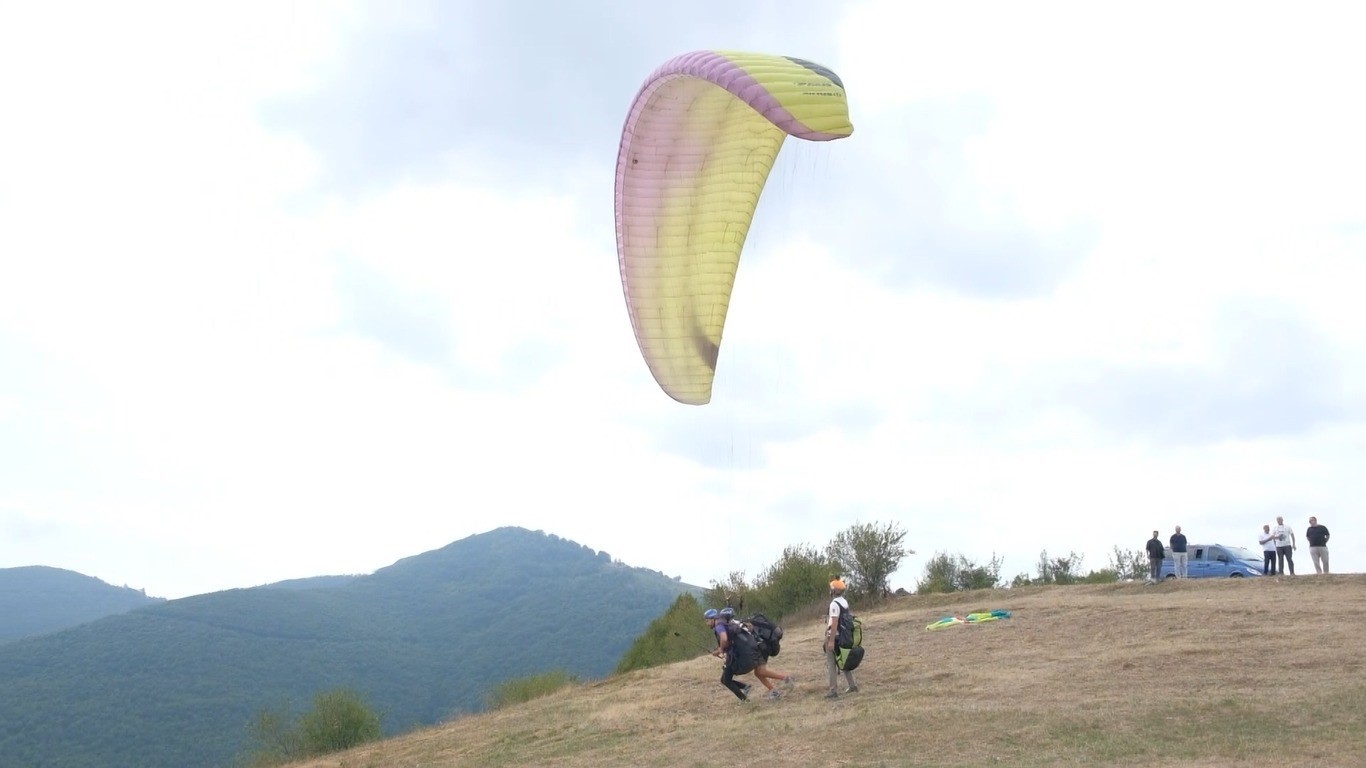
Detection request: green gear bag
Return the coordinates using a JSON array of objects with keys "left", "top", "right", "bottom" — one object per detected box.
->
[{"left": 836, "top": 644, "right": 864, "bottom": 671}]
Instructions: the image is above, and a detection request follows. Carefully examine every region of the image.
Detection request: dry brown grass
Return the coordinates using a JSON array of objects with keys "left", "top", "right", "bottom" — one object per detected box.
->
[{"left": 292, "top": 575, "right": 1366, "bottom": 768}]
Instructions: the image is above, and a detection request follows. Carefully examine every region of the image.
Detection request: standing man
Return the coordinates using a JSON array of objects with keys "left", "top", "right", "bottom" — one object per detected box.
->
[
  {"left": 1170, "top": 525, "right": 1189, "bottom": 579},
  {"left": 1259, "top": 524, "right": 1278, "bottom": 575},
  {"left": 1272, "top": 516, "right": 1296, "bottom": 575},
  {"left": 823, "top": 579, "right": 858, "bottom": 699},
  {"left": 1145, "top": 530, "right": 1166, "bottom": 584},
  {"left": 1306, "top": 516, "right": 1331, "bottom": 574}
]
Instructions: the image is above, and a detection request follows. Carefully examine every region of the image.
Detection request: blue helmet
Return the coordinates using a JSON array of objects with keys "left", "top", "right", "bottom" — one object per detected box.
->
[
  {"left": 703, "top": 608, "right": 719, "bottom": 620},
  {"left": 719, "top": 607, "right": 735, "bottom": 619}
]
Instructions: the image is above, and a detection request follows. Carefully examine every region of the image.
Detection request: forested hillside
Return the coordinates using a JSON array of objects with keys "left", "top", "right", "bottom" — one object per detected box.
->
[
  {"left": 0, "top": 565, "right": 164, "bottom": 643},
  {"left": 0, "top": 527, "right": 698, "bottom": 768}
]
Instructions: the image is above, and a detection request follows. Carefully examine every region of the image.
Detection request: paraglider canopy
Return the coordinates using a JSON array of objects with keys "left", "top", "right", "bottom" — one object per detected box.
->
[{"left": 614, "top": 50, "right": 853, "bottom": 405}]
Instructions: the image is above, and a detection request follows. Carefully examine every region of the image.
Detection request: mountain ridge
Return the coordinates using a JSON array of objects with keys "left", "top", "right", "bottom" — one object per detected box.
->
[
  {"left": 0, "top": 564, "right": 166, "bottom": 643},
  {"left": 0, "top": 526, "right": 701, "bottom": 768}
]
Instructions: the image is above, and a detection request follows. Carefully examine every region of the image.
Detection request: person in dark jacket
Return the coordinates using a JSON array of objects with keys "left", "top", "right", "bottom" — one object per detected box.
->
[
  {"left": 719, "top": 608, "right": 794, "bottom": 700},
  {"left": 705, "top": 608, "right": 750, "bottom": 702},
  {"left": 1170, "top": 526, "right": 1189, "bottom": 579},
  {"left": 1145, "top": 531, "right": 1165, "bottom": 584},
  {"left": 1306, "top": 517, "right": 1331, "bottom": 574}
]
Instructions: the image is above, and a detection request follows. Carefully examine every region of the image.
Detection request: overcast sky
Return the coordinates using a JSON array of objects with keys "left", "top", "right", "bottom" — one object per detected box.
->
[{"left": 2, "top": 1, "right": 1362, "bottom": 599}]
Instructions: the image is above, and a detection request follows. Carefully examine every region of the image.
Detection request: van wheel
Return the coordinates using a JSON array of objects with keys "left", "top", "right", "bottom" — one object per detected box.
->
[
  {"left": 1163, "top": 574, "right": 1176, "bottom": 580},
  {"left": 1228, "top": 573, "right": 1244, "bottom": 578}
]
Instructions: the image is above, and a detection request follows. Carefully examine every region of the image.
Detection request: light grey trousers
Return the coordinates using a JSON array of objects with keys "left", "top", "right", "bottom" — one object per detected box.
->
[
  {"left": 826, "top": 648, "right": 856, "bottom": 693},
  {"left": 1310, "top": 547, "right": 1329, "bottom": 574}
]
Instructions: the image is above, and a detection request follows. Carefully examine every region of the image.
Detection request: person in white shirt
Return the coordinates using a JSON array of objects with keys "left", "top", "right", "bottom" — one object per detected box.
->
[
  {"left": 1258, "top": 524, "right": 1278, "bottom": 575},
  {"left": 1272, "top": 516, "right": 1296, "bottom": 575},
  {"left": 823, "top": 579, "right": 858, "bottom": 699}
]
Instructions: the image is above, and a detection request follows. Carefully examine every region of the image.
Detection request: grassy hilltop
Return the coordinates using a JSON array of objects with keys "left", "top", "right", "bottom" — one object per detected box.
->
[{"left": 290, "top": 575, "right": 1366, "bottom": 768}]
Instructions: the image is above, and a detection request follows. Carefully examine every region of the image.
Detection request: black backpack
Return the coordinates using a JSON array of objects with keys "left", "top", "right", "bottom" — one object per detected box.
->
[
  {"left": 744, "top": 613, "right": 784, "bottom": 658},
  {"left": 834, "top": 603, "right": 865, "bottom": 671},
  {"left": 835, "top": 603, "right": 858, "bottom": 649},
  {"left": 724, "top": 620, "right": 761, "bottom": 674}
]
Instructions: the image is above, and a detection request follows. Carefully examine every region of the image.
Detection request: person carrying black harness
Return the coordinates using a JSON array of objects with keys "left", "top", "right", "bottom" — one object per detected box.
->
[{"left": 705, "top": 608, "right": 753, "bottom": 702}]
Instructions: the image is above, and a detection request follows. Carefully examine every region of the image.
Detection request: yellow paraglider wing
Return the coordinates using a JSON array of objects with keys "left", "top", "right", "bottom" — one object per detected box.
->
[{"left": 614, "top": 51, "right": 853, "bottom": 405}]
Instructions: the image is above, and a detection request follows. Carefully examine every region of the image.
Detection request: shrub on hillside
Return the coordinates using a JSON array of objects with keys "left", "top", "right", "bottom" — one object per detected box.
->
[
  {"left": 826, "top": 521, "right": 913, "bottom": 599},
  {"left": 753, "top": 544, "right": 839, "bottom": 615},
  {"left": 703, "top": 570, "right": 751, "bottom": 614},
  {"left": 245, "top": 687, "right": 381, "bottom": 766},
  {"left": 1012, "top": 550, "right": 1086, "bottom": 586},
  {"left": 702, "top": 545, "right": 838, "bottom": 621},
  {"left": 485, "top": 670, "right": 579, "bottom": 710},
  {"left": 299, "top": 689, "right": 383, "bottom": 754},
  {"left": 917, "top": 552, "right": 1004, "bottom": 593},
  {"left": 615, "top": 593, "right": 712, "bottom": 674},
  {"left": 1109, "top": 546, "right": 1149, "bottom": 581}
]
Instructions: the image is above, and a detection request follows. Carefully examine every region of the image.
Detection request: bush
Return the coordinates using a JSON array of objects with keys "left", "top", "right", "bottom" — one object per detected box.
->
[
  {"left": 917, "top": 552, "right": 1004, "bottom": 593},
  {"left": 1108, "top": 546, "right": 1149, "bottom": 581},
  {"left": 826, "top": 521, "right": 912, "bottom": 599},
  {"left": 703, "top": 571, "right": 751, "bottom": 615},
  {"left": 298, "top": 689, "right": 383, "bottom": 755},
  {"left": 1079, "top": 568, "right": 1119, "bottom": 583},
  {"left": 749, "top": 544, "right": 837, "bottom": 618},
  {"left": 245, "top": 706, "right": 301, "bottom": 767},
  {"left": 485, "top": 670, "right": 579, "bottom": 710},
  {"left": 615, "top": 593, "right": 713, "bottom": 674},
  {"left": 245, "top": 688, "right": 381, "bottom": 766}
]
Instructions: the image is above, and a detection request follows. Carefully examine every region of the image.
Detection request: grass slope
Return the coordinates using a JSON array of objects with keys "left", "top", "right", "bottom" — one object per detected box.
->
[{"left": 292, "top": 575, "right": 1366, "bottom": 768}]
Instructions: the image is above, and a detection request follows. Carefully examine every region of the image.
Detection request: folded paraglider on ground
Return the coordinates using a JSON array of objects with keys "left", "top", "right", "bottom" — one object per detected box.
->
[{"left": 925, "top": 609, "right": 1012, "bottom": 630}]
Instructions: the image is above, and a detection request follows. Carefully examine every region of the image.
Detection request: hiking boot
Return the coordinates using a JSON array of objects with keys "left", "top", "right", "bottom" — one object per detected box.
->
[
  {"left": 765, "top": 689, "right": 782, "bottom": 700},
  {"left": 845, "top": 685, "right": 860, "bottom": 694},
  {"left": 783, "top": 675, "right": 796, "bottom": 692},
  {"left": 824, "top": 690, "right": 839, "bottom": 699}
]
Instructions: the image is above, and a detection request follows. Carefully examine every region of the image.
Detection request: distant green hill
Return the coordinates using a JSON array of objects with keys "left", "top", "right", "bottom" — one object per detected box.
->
[
  {"left": 0, "top": 527, "right": 700, "bottom": 768},
  {"left": 256, "top": 574, "right": 362, "bottom": 591},
  {"left": 0, "top": 565, "right": 165, "bottom": 643}
]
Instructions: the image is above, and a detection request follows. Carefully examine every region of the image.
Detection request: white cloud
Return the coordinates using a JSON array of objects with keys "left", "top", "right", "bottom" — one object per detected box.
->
[{"left": 2, "top": 1, "right": 1362, "bottom": 597}]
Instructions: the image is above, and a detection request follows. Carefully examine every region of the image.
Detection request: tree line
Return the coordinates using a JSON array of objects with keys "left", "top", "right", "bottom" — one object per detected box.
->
[{"left": 917, "top": 545, "right": 1151, "bottom": 592}]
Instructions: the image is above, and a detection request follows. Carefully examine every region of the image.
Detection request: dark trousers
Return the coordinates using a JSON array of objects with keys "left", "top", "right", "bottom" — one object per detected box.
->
[
  {"left": 1263, "top": 550, "right": 1277, "bottom": 575},
  {"left": 1277, "top": 546, "right": 1295, "bottom": 575},
  {"left": 720, "top": 663, "right": 747, "bottom": 700}
]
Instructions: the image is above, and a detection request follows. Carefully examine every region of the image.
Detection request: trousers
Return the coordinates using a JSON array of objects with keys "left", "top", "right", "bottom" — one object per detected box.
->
[{"left": 1309, "top": 547, "right": 1329, "bottom": 574}]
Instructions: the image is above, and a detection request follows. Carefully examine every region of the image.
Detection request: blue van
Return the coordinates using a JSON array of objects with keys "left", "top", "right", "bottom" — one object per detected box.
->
[{"left": 1161, "top": 544, "right": 1265, "bottom": 579}]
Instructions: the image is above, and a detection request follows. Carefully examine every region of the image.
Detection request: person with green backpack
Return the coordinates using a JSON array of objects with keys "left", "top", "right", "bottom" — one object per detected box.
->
[{"left": 823, "top": 578, "right": 861, "bottom": 699}]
